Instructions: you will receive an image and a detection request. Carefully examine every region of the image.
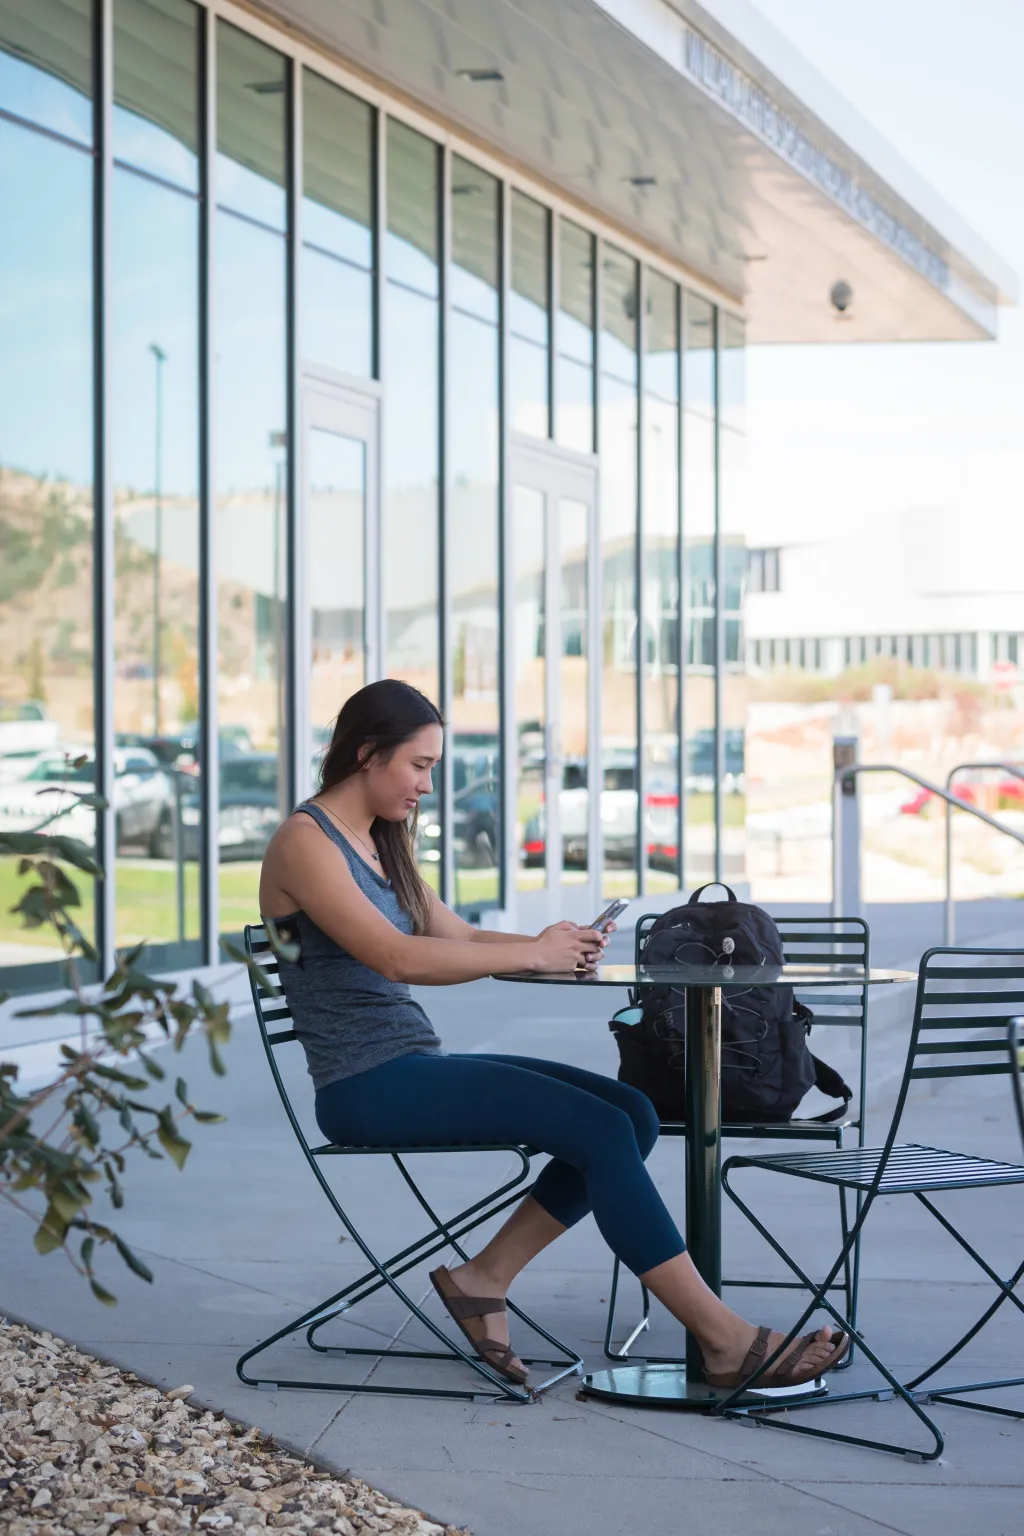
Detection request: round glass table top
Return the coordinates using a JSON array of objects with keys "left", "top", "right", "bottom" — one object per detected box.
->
[{"left": 495, "top": 963, "right": 917, "bottom": 988}]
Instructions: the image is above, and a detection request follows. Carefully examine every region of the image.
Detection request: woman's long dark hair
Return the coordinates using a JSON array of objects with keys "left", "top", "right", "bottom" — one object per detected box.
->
[{"left": 317, "top": 679, "right": 444, "bottom": 934}]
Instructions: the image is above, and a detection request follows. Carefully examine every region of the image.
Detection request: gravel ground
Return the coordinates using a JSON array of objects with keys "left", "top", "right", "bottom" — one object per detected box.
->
[{"left": 0, "top": 1317, "right": 468, "bottom": 1536}]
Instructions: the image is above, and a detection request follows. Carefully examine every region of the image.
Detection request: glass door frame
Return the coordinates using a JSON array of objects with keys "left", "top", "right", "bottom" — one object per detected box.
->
[
  {"left": 505, "top": 434, "right": 601, "bottom": 929},
  {"left": 294, "top": 365, "right": 382, "bottom": 804}
]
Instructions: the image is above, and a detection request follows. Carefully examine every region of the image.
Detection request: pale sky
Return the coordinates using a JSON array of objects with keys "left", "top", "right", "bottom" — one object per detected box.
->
[{"left": 746, "top": 0, "right": 1024, "bottom": 574}]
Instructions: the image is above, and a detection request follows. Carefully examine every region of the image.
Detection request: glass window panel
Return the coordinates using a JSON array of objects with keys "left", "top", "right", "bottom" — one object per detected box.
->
[
  {"left": 301, "top": 246, "right": 373, "bottom": 379},
  {"left": 0, "top": 0, "right": 92, "bottom": 145},
  {"left": 560, "top": 498, "right": 589, "bottom": 885},
  {"left": 513, "top": 486, "right": 545, "bottom": 893},
  {"left": 386, "top": 119, "right": 438, "bottom": 297},
  {"left": 685, "top": 292, "right": 715, "bottom": 417},
  {"left": 601, "top": 246, "right": 638, "bottom": 385},
  {"left": 215, "top": 209, "right": 288, "bottom": 932},
  {"left": 309, "top": 427, "right": 365, "bottom": 779},
  {"left": 555, "top": 356, "right": 594, "bottom": 456},
  {"left": 384, "top": 269, "right": 440, "bottom": 885},
  {"left": 510, "top": 191, "right": 549, "bottom": 437},
  {"left": 111, "top": 165, "right": 201, "bottom": 963},
  {"left": 216, "top": 20, "right": 286, "bottom": 231},
  {"left": 645, "top": 269, "right": 679, "bottom": 402},
  {"left": 450, "top": 156, "right": 499, "bottom": 323},
  {"left": 0, "top": 118, "right": 95, "bottom": 985},
  {"left": 558, "top": 219, "right": 594, "bottom": 364},
  {"left": 302, "top": 70, "right": 372, "bottom": 266},
  {"left": 644, "top": 274, "right": 680, "bottom": 892},
  {"left": 114, "top": 0, "right": 198, "bottom": 191},
  {"left": 599, "top": 369, "right": 638, "bottom": 898},
  {"left": 302, "top": 76, "right": 375, "bottom": 375},
  {"left": 683, "top": 404, "right": 716, "bottom": 890},
  {"left": 720, "top": 314, "right": 747, "bottom": 885},
  {"left": 556, "top": 219, "right": 594, "bottom": 452},
  {"left": 450, "top": 162, "right": 500, "bottom": 908},
  {"left": 510, "top": 192, "right": 548, "bottom": 342},
  {"left": 720, "top": 310, "right": 746, "bottom": 433}
]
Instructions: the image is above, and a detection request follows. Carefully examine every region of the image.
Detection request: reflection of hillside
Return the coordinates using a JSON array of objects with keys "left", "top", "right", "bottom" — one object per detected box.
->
[
  {"left": 0, "top": 465, "right": 93, "bottom": 736},
  {"left": 114, "top": 484, "right": 201, "bottom": 735}
]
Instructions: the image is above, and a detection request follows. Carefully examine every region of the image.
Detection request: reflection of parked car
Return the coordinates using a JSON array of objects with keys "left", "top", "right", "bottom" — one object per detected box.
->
[
  {"left": 901, "top": 775, "right": 1024, "bottom": 816},
  {"left": 417, "top": 742, "right": 499, "bottom": 870},
  {"left": 685, "top": 728, "right": 745, "bottom": 795},
  {"left": 115, "top": 727, "right": 253, "bottom": 775},
  {"left": 179, "top": 754, "right": 281, "bottom": 861},
  {"left": 0, "top": 699, "right": 59, "bottom": 757},
  {"left": 523, "top": 751, "right": 642, "bottom": 868},
  {"left": 0, "top": 747, "right": 174, "bottom": 854}
]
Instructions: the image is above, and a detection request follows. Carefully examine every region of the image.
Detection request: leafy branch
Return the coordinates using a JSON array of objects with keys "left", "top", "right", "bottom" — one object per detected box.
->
[{"left": 0, "top": 757, "right": 291, "bottom": 1302}]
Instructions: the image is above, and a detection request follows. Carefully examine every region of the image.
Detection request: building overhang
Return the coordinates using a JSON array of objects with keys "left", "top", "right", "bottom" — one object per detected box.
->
[{"left": 251, "top": 0, "right": 1017, "bottom": 343}]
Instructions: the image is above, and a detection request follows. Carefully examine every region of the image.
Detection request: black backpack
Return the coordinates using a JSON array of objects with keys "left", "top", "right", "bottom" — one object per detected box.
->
[{"left": 610, "top": 885, "right": 852, "bottom": 1125}]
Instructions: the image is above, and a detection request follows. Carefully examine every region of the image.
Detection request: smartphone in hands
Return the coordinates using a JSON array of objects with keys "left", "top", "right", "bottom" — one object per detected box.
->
[{"left": 590, "top": 898, "right": 630, "bottom": 935}]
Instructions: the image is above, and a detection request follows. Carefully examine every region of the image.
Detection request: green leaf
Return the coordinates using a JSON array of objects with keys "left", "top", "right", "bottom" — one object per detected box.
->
[
  {"left": 174, "top": 1076, "right": 189, "bottom": 1107},
  {"left": 138, "top": 1051, "right": 165, "bottom": 1081},
  {"left": 191, "top": 1110, "right": 225, "bottom": 1124},
  {"left": 72, "top": 1102, "right": 101, "bottom": 1149},
  {"left": 90, "top": 1061, "right": 149, "bottom": 1091},
  {"left": 113, "top": 1235, "right": 153, "bottom": 1283},
  {"left": 90, "top": 1278, "right": 118, "bottom": 1306},
  {"left": 155, "top": 1108, "right": 191, "bottom": 1170},
  {"left": 35, "top": 1205, "right": 70, "bottom": 1254},
  {"left": 80, "top": 1235, "right": 95, "bottom": 1271}
]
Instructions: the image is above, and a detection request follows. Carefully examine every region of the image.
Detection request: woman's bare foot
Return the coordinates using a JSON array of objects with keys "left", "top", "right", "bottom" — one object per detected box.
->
[
  {"left": 444, "top": 1260, "right": 526, "bottom": 1377},
  {"left": 701, "top": 1320, "right": 844, "bottom": 1385}
]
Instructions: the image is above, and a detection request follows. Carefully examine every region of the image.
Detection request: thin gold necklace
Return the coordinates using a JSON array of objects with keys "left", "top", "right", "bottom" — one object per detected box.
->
[{"left": 318, "top": 801, "right": 380, "bottom": 863}]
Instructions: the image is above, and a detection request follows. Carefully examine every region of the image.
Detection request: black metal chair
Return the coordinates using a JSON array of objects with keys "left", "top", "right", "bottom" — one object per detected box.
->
[
  {"left": 1010, "top": 1016, "right": 1024, "bottom": 1152},
  {"left": 235, "top": 924, "right": 583, "bottom": 1403},
  {"left": 719, "top": 947, "right": 1024, "bottom": 1461},
  {"left": 604, "top": 914, "right": 870, "bottom": 1364}
]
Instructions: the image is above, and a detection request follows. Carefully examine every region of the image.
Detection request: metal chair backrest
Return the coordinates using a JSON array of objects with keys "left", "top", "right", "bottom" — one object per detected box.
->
[
  {"left": 885, "top": 947, "right": 1024, "bottom": 1158},
  {"left": 244, "top": 922, "right": 316, "bottom": 1156},
  {"left": 1010, "top": 1017, "right": 1024, "bottom": 1152}
]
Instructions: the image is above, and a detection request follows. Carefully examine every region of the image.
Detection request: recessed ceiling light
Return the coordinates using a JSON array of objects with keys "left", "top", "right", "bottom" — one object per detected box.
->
[
  {"left": 456, "top": 67, "right": 504, "bottom": 83},
  {"left": 626, "top": 175, "right": 657, "bottom": 187}
]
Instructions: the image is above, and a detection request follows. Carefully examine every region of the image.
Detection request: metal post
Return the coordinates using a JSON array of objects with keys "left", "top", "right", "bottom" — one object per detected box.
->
[
  {"left": 173, "top": 771, "right": 185, "bottom": 948},
  {"left": 832, "top": 734, "right": 861, "bottom": 920},
  {"left": 150, "top": 342, "right": 166, "bottom": 737},
  {"left": 685, "top": 984, "right": 722, "bottom": 1381},
  {"left": 944, "top": 794, "right": 955, "bottom": 945}
]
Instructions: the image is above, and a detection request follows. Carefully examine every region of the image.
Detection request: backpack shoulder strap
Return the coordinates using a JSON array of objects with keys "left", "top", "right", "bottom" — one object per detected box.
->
[{"left": 804, "top": 1055, "right": 854, "bottom": 1124}]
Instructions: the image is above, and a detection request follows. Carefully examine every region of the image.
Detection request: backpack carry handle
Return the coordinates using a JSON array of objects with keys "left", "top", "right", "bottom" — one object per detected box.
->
[{"left": 687, "top": 882, "right": 738, "bottom": 904}]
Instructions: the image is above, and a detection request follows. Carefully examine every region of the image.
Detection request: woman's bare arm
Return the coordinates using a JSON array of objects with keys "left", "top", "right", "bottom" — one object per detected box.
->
[{"left": 260, "top": 817, "right": 599, "bottom": 985}]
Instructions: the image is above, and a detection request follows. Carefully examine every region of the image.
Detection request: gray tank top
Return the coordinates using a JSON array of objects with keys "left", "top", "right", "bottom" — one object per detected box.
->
[{"left": 271, "top": 802, "right": 443, "bottom": 1090}]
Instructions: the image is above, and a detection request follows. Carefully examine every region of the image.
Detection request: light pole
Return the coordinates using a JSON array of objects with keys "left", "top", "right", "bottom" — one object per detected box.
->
[{"left": 150, "top": 342, "right": 167, "bottom": 736}]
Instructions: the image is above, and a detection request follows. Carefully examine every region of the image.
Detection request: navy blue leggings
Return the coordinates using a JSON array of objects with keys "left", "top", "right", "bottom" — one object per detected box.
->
[{"left": 314, "top": 1052, "right": 685, "bottom": 1277}]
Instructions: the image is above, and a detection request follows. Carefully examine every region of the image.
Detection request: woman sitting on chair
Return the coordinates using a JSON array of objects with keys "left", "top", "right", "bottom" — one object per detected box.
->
[{"left": 259, "top": 678, "right": 849, "bottom": 1391}]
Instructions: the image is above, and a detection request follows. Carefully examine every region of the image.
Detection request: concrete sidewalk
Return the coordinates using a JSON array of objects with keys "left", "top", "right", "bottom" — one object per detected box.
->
[{"left": 2, "top": 904, "right": 1023, "bottom": 1535}]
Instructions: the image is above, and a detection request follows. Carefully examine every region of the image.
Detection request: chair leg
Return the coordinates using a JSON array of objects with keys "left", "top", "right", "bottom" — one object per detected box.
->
[
  {"left": 899, "top": 1192, "right": 1024, "bottom": 1416},
  {"left": 602, "top": 1257, "right": 653, "bottom": 1361},
  {"left": 719, "top": 1164, "right": 944, "bottom": 1461},
  {"left": 238, "top": 1153, "right": 582, "bottom": 1402}
]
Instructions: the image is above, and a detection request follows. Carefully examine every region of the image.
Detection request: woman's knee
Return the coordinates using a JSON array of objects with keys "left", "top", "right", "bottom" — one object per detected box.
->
[{"left": 618, "top": 1083, "right": 661, "bottom": 1157}]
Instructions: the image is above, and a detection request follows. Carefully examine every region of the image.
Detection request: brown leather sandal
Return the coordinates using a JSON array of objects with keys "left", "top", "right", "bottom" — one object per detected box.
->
[
  {"left": 429, "top": 1265, "right": 529, "bottom": 1386},
  {"left": 704, "top": 1324, "right": 849, "bottom": 1391}
]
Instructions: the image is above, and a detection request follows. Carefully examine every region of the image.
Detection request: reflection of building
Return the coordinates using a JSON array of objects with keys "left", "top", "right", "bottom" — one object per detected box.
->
[
  {"left": 0, "top": 0, "right": 1015, "bottom": 987},
  {"left": 747, "top": 504, "right": 1024, "bottom": 680}
]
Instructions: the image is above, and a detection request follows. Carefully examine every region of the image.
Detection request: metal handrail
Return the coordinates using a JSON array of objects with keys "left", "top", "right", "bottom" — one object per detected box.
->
[
  {"left": 836, "top": 763, "right": 1024, "bottom": 942},
  {"left": 945, "top": 763, "right": 1024, "bottom": 943}
]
